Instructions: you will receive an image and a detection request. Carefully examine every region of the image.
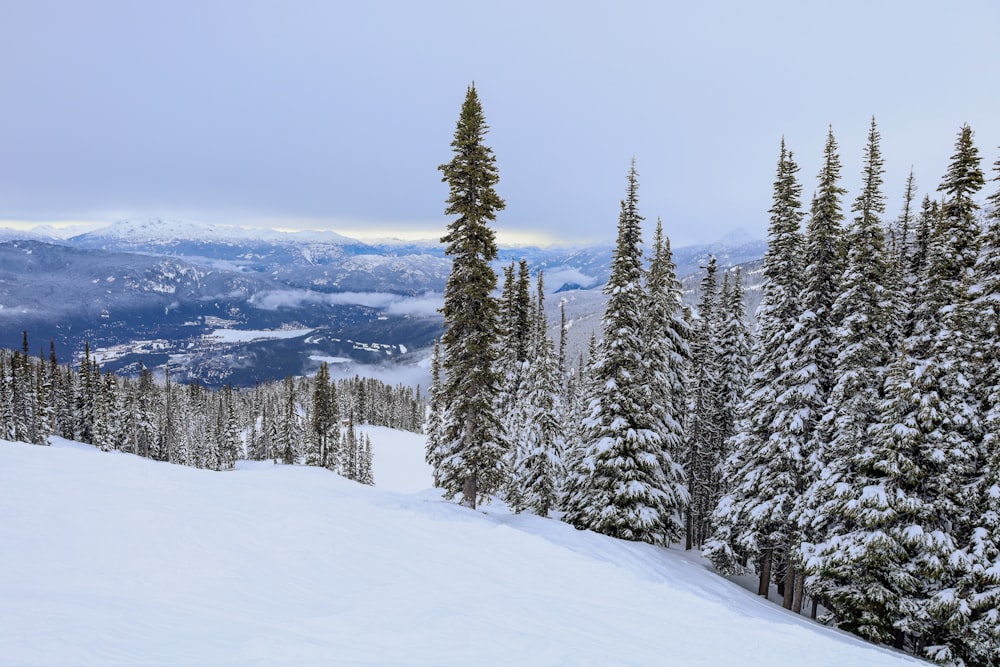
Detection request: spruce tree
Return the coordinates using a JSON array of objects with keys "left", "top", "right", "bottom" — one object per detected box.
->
[
  {"left": 710, "top": 269, "right": 751, "bottom": 532},
  {"left": 919, "top": 134, "right": 996, "bottom": 665},
  {"left": 308, "top": 362, "right": 338, "bottom": 468},
  {"left": 424, "top": 339, "right": 445, "bottom": 485},
  {"left": 277, "top": 376, "right": 301, "bottom": 465},
  {"left": 563, "top": 160, "right": 682, "bottom": 545},
  {"left": 956, "top": 165, "right": 1000, "bottom": 661},
  {"left": 645, "top": 218, "right": 690, "bottom": 545},
  {"left": 684, "top": 256, "right": 722, "bottom": 549},
  {"left": 763, "top": 126, "right": 848, "bottom": 609},
  {"left": 496, "top": 260, "right": 533, "bottom": 507},
  {"left": 343, "top": 419, "right": 359, "bottom": 481},
  {"left": 511, "top": 271, "right": 565, "bottom": 516},
  {"left": 220, "top": 388, "right": 243, "bottom": 469},
  {"left": 706, "top": 139, "right": 805, "bottom": 595},
  {"left": 803, "top": 118, "right": 899, "bottom": 626},
  {"left": 891, "top": 167, "right": 918, "bottom": 273},
  {"left": 359, "top": 434, "right": 375, "bottom": 486},
  {"left": 815, "top": 125, "right": 986, "bottom": 656},
  {"left": 436, "top": 83, "right": 506, "bottom": 509},
  {"left": 0, "top": 355, "right": 12, "bottom": 441}
]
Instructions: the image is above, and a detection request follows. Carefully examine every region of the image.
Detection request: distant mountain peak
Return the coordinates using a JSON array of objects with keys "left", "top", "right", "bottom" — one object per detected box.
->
[
  {"left": 70, "top": 219, "right": 367, "bottom": 247},
  {"left": 713, "top": 227, "right": 763, "bottom": 247}
]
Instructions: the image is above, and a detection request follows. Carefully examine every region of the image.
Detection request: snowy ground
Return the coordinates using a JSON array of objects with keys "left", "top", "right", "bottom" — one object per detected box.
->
[{"left": 0, "top": 434, "right": 923, "bottom": 666}]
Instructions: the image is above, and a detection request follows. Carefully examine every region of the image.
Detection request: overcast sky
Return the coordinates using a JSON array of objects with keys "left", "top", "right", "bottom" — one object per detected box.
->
[{"left": 1, "top": 1, "right": 998, "bottom": 247}]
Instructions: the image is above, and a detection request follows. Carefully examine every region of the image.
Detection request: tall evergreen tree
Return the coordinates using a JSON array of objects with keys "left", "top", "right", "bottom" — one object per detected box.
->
[
  {"left": 706, "top": 139, "right": 805, "bottom": 595},
  {"left": 891, "top": 167, "right": 918, "bottom": 272},
  {"left": 684, "top": 256, "right": 722, "bottom": 549},
  {"left": 811, "top": 125, "right": 986, "bottom": 656},
  {"left": 436, "top": 83, "right": 506, "bottom": 508},
  {"left": 645, "top": 218, "right": 690, "bottom": 545},
  {"left": 563, "top": 160, "right": 683, "bottom": 545},
  {"left": 767, "top": 126, "right": 848, "bottom": 609},
  {"left": 308, "top": 362, "right": 338, "bottom": 469},
  {"left": 709, "top": 269, "right": 751, "bottom": 533},
  {"left": 496, "top": 259, "right": 533, "bottom": 505},
  {"left": 946, "top": 144, "right": 1000, "bottom": 667},
  {"left": 358, "top": 433, "right": 375, "bottom": 486},
  {"left": 219, "top": 386, "right": 243, "bottom": 469},
  {"left": 511, "top": 271, "right": 565, "bottom": 516},
  {"left": 424, "top": 339, "right": 445, "bottom": 485},
  {"left": 276, "top": 376, "right": 301, "bottom": 465},
  {"left": 916, "top": 126, "right": 989, "bottom": 662},
  {"left": 802, "top": 117, "right": 899, "bottom": 625}
]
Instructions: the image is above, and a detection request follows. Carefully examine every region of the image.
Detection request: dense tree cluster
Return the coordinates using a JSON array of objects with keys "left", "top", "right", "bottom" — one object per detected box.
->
[
  {"left": 429, "top": 88, "right": 999, "bottom": 662},
  {"left": 427, "top": 83, "right": 721, "bottom": 549},
  {"left": 1, "top": 341, "right": 424, "bottom": 486},
  {"left": 707, "top": 122, "right": 1000, "bottom": 664}
]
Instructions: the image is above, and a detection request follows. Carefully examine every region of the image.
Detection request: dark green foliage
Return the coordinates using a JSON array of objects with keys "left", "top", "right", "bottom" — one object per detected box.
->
[
  {"left": 563, "top": 160, "right": 686, "bottom": 546},
  {"left": 436, "top": 84, "right": 506, "bottom": 509},
  {"left": 706, "top": 140, "right": 805, "bottom": 588}
]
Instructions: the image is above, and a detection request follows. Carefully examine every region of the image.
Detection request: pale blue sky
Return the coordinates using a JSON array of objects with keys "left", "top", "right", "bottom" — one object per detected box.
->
[{"left": 1, "top": 0, "right": 998, "bottom": 246}]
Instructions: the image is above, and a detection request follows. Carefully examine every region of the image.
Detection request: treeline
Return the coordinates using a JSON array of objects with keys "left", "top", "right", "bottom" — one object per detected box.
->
[
  {"left": 0, "top": 337, "right": 424, "bottom": 486},
  {"left": 428, "top": 85, "right": 999, "bottom": 666}
]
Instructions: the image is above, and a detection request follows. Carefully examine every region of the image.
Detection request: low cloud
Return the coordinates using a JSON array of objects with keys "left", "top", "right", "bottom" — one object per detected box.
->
[
  {"left": 544, "top": 267, "right": 598, "bottom": 290},
  {"left": 250, "top": 289, "right": 443, "bottom": 317},
  {"left": 385, "top": 292, "right": 443, "bottom": 317}
]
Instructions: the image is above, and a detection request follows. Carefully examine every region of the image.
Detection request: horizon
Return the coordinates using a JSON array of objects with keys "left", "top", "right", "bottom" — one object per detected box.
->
[{"left": 0, "top": 217, "right": 766, "bottom": 249}]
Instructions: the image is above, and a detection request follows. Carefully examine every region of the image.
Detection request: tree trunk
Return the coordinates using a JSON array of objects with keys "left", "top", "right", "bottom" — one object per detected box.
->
[
  {"left": 463, "top": 474, "right": 477, "bottom": 510},
  {"left": 810, "top": 597, "right": 818, "bottom": 620},
  {"left": 685, "top": 509, "right": 693, "bottom": 550},
  {"left": 791, "top": 570, "right": 804, "bottom": 614},
  {"left": 461, "top": 414, "right": 477, "bottom": 509},
  {"left": 783, "top": 564, "right": 795, "bottom": 609},
  {"left": 758, "top": 549, "right": 772, "bottom": 597}
]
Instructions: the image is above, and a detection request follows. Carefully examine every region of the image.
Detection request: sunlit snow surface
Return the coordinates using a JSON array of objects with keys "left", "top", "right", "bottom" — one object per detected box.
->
[{"left": 0, "top": 435, "right": 922, "bottom": 666}]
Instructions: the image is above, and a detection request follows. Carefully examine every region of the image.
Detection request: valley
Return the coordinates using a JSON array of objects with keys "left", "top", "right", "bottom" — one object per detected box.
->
[{"left": 0, "top": 220, "right": 765, "bottom": 387}]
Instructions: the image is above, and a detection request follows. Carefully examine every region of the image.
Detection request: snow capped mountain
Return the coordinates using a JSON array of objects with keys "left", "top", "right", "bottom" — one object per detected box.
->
[
  {"left": 0, "top": 436, "right": 923, "bottom": 666},
  {"left": 0, "top": 226, "right": 54, "bottom": 242},
  {"left": 69, "top": 218, "right": 367, "bottom": 247}
]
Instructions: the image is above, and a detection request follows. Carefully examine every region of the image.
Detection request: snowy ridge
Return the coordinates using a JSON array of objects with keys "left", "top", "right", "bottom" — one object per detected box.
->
[
  {"left": 70, "top": 218, "right": 367, "bottom": 246},
  {"left": 0, "top": 436, "right": 920, "bottom": 666}
]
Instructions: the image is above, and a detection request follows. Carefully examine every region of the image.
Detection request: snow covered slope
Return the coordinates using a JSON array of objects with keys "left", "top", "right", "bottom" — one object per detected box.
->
[{"left": 0, "top": 437, "right": 921, "bottom": 667}]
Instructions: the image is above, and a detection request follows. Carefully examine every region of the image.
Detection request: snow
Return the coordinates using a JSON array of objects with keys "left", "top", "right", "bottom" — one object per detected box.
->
[
  {"left": 206, "top": 327, "right": 313, "bottom": 343},
  {"left": 74, "top": 218, "right": 365, "bottom": 246},
  {"left": 359, "top": 424, "right": 432, "bottom": 493},
  {"left": 0, "top": 436, "right": 923, "bottom": 667}
]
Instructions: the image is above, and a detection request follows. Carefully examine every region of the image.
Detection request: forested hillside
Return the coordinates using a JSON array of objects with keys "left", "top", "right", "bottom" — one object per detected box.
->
[{"left": 425, "top": 90, "right": 1000, "bottom": 666}]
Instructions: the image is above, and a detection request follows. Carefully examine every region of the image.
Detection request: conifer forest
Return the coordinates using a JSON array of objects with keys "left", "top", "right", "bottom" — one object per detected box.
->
[
  {"left": 0, "top": 338, "right": 423, "bottom": 485},
  {"left": 6, "top": 85, "right": 1000, "bottom": 665}
]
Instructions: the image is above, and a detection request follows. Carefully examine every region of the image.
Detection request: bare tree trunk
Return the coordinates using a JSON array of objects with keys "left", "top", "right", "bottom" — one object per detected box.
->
[
  {"left": 685, "top": 509, "right": 693, "bottom": 550},
  {"left": 463, "top": 474, "right": 477, "bottom": 509},
  {"left": 810, "top": 597, "right": 818, "bottom": 620},
  {"left": 783, "top": 564, "right": 795, "bottom": 609},
  {"left": 758, "top": 549, "right": 772, "bottom": 597},
  {"left": 792, "top": 570, "right": 804, "bottom": 614}
]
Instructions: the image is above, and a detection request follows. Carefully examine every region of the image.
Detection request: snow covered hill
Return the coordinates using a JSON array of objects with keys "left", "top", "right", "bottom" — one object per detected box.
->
[{"left": 1, "top": 436, "right": 922, "bottom": 666}]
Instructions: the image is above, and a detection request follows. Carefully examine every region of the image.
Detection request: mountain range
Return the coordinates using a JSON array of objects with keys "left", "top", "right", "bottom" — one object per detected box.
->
[{"left": 0, "top": 220, "right": 766, "bottom": 387}]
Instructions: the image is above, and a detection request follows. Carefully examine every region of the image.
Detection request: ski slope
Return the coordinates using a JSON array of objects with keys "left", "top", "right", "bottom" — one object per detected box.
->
[{"left": 0, "top": 434, "right": 922, "bottom": 666}]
